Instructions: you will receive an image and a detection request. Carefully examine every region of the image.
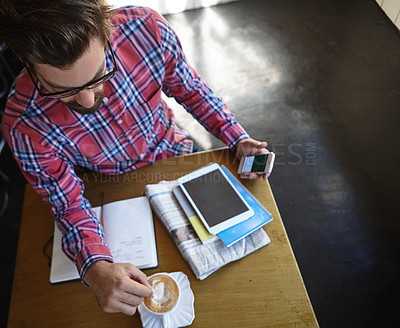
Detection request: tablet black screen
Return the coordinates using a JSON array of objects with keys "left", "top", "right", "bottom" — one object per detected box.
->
[{"left": 182, "top": 169, "right": 249, "bottom": 228}]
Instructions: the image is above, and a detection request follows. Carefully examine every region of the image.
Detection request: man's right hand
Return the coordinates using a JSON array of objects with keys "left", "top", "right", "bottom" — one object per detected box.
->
[{"left": 83, "top": 260, "right": 153, "bottom": 315}]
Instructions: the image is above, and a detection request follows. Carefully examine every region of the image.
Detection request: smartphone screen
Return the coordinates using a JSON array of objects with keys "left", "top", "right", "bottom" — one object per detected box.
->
[{"left": 242, "top": 154, "right": 269, "bottom": 173}]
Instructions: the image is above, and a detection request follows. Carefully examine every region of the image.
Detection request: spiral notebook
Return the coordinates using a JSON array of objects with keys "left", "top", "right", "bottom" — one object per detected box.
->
[{"left": 218, "top": 165, "right": 273, "bottom": 246}]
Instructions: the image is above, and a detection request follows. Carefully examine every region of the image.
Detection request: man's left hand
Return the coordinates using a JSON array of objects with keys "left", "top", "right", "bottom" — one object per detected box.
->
[{"left": 235, "top": 138, "right": 270, "bottom": 180}]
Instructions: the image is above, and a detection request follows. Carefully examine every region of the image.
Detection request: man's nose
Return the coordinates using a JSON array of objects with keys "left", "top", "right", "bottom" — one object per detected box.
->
[{"left": 74, "top": 89, "right": 95, "bottom": 108}]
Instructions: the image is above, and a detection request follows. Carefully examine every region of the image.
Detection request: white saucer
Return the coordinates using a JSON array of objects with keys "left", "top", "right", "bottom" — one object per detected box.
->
[{"left": 138, "top": 272, "right": 195, "bottom": 328}]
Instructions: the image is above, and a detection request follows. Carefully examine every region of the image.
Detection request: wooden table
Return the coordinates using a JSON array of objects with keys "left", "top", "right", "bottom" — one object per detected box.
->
[{"left": 8, "top": 148, "right": 318, "bottom": 327}]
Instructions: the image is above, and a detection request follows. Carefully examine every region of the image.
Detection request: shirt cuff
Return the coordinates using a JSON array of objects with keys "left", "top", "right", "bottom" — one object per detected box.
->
[
  {"left": 75, "top": 244, "right": 114, "bottom": 285},
  {"left": 219, "top": 122, "right": 250, "bottom": 151}
]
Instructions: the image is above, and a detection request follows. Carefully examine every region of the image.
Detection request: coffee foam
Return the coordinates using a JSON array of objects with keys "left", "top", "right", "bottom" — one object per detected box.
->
[
  {"left": 143, "top": 275, "right": 179, "bottom": 313},
  {"left": 152, "top": 279, "right": 171, "bottom": 304}
]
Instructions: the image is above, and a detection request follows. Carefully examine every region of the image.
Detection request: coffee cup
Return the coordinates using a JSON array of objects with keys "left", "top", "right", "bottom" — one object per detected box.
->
[{"left": 143, "top": 273, "right": 181, "bottom": 328}]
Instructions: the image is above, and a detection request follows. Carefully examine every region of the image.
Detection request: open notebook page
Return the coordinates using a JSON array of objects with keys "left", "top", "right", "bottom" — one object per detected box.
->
[
  {"left": 50, "top": 196, "right": 157, "bottom": 284},
  {"left": 102, "top": 196, "right": 157, "bottom": 268}
]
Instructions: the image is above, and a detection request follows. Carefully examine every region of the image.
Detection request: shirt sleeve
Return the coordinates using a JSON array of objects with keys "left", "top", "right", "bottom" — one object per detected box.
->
[
  {"left": 153, "top": 11, "right": 250, "bottom": 150},
  {"left": 2, "top": 121, "right": 113, "bottom": 282}
]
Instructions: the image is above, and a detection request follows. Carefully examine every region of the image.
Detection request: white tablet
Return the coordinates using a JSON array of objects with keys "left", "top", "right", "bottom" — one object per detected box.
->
[{"left": 178, "top": 163, "right": 254, "bottom": 235}]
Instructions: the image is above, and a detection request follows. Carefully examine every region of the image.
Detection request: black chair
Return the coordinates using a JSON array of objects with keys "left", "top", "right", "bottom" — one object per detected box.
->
[{"left": 0, "top": 45, "right": 23, "bottom": 217}]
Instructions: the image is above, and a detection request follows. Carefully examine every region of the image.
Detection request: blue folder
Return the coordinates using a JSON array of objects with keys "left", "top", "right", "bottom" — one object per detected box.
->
[{"left": 217, "top": 166, "right": 273, "bottom": 247}]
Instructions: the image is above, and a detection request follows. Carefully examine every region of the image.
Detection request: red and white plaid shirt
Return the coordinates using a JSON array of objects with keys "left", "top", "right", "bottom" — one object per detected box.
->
[{"left": 2, "top": 6, "right": 249, "bottom": 279}]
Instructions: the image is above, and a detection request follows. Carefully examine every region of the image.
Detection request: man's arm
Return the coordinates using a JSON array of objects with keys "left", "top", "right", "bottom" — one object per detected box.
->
[
  {"left": 154, "top": 12, "right": 270, "bottom": 179},
  {"left": 155, "top": 12, "right": 250, "bottom": 150},
  {"left": 2, "top": 121, "right": 152, "bottom": 315}
]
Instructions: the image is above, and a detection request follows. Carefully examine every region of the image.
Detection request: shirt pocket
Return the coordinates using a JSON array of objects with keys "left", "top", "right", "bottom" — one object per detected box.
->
[{"left": 124, "top": 88, "right": 164, "bottom": 157}]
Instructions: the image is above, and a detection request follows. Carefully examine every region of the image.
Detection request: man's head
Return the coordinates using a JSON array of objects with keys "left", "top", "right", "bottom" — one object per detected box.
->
[
  {"left": 0, "top": 0, "right": 114, "bottom": 114},
  {"left": 0, "top": 0, "right": 113, "bottom": 68}
]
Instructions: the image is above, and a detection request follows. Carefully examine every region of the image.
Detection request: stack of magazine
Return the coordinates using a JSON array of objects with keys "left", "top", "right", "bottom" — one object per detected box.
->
[{"left": 145, "top": 164, "right": 272, "bottom": 280}]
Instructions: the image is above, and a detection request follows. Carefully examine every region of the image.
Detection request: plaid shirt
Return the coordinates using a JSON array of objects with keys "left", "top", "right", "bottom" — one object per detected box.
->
[{"left": 2, "top": 7, "right": 249, "bottom": 279}]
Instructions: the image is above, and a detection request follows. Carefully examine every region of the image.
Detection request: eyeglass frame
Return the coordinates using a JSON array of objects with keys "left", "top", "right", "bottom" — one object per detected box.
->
[{"left": 24, "top": 40, "right": 118, "bottom": 99}]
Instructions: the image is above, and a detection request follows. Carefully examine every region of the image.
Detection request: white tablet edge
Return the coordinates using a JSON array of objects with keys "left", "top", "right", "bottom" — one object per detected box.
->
[{"left": 178, "top": 163, "right": 254, "bottom": 235}]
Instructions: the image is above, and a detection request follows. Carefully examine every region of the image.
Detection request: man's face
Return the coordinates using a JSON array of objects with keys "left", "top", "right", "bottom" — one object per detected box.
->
[{"left": 34, "top": 38, "right": 106, "bottom": 115}]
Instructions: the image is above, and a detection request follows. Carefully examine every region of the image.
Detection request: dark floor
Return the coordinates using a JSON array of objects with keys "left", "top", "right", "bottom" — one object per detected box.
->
[{"left": 1, "top": 0, "right": 400, "bottom": 327}]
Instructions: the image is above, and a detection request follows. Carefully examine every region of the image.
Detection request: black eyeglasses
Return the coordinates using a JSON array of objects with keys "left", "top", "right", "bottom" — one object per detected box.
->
[{"left": 24, "top": 40, "right": 118, "bottom": 99}]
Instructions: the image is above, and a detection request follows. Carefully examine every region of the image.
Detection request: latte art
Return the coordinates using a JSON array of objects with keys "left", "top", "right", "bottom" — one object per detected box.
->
[
  {"left": 152, "top": 280, "right": 170, "bottom": 305},
  {"left": 143, "top": 275, "right": 180, "bottom": 313}
]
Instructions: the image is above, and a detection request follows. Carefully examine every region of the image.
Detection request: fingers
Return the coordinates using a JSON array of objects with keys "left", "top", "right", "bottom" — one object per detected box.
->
[
  {"left": 126, "top": 265, "right": 152, "bottom": 289},
  {"left": 123, "top": 276, "right": 153, "bottom": 298},
  {"left": 100, "top": 296, "right": 139, "bottom": 316},
  {"left": 240, "top": 172, "right": 266, "bottom": 180},
  {"left": 100, "top": 279, "right": 147, "bottom": 315},
  {"left": 124, "top": 264, "right": 153, "bottom": 297},
  {"left": 121, "top": 290, "right": 146, "bottom": 306},
  {"left": 248, "top": 141, "right": 268, "bottom": 155},
  {"left": 87, "top": 261, "right": 153, "bottom": 316},
  {"left": 236, "top": 139, "right": 269, "bottom": 158},
  {"left": 240, "top": 170, "right": 271, "bottom": 180},
  {"left": 256, "top": 141, "right": 268, "bottom": 149},
  {"left": 115, "top": 269, "right": 153, "bottom": 315},
  {"left": 118, "top": 303, "right": 138, "bottom": 316},
  {"left": 256, "top": 147, "right": 269, "bottom": 154}
]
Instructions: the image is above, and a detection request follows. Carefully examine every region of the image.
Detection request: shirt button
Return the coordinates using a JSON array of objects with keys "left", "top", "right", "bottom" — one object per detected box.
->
[
  {"left": 118, "top": 119, "right": 123, "bottom": 124},
  {"left": 103, "top": 97, "right": 108, "bottom": 103},
  {"left": 128, "top": 135, "right": 132, "bottom": 140}
]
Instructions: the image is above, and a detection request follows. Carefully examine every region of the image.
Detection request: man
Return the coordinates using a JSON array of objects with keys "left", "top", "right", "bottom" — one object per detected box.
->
[{"left": 0, "top": 0, "right": 269, "bottom": 316}]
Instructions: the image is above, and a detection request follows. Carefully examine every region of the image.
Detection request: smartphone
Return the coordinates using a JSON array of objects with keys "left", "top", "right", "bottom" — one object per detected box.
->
[{"left": 238, "top": 153, "right": 275, "bottom": 175}]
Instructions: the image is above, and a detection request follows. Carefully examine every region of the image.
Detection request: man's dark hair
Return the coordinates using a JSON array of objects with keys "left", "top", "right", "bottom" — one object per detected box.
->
[{"left": 0, "top": 0, "right": 114, "bottom": 68}]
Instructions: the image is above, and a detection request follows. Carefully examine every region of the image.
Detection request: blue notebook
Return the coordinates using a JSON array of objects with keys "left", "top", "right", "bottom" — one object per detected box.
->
[{"left": 218, "top": 165, "right": 273, "bottom": 247}]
